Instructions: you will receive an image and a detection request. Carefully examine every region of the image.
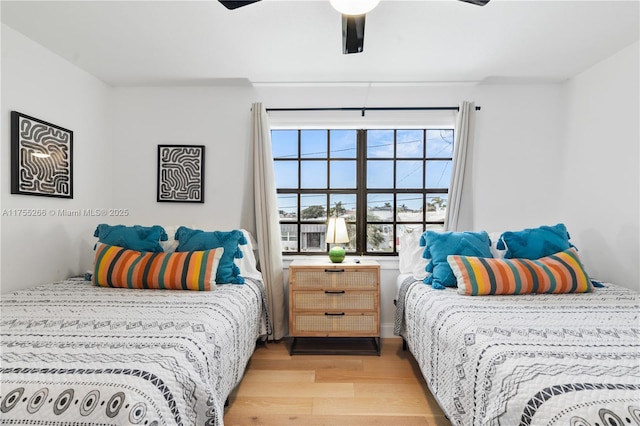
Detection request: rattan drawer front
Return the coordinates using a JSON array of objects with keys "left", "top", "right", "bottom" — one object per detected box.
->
[
  {"left": 291, "top": 313, "right": 378, "bottom": 336},
  {"left": 292, "top": 291, "right": 376, "bottom": 311},
  {"left": 293, "top": 269, "right": 378, "bottom": 290}
]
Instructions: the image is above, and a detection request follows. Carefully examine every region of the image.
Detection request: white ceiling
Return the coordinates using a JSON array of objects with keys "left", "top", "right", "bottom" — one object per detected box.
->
[{"left": 2, "top": 0, "right": 639, "bottom": 87}]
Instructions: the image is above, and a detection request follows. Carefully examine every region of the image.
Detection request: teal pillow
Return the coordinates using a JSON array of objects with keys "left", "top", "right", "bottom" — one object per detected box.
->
[
  {"left": 93, "top": 224, "right": 167, "bottom": 253},
  {"left": 175, "top": 227, "right": 247, "bottom": 284},
  {"left": 497, "top": 223, "right": 573, "bottom": 259},
  {"left": 420, "top": 230, "right": 492, "bottom": 289}
]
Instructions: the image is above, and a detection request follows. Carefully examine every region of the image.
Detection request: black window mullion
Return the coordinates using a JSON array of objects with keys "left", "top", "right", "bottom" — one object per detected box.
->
[
  {"left": 325, "top": 130, "right": 330, "bottom": 196},
  {"left": 296, "top": 131, "right": 302, "bottom": 252},
  {"left": 392, "top": 129, "right": 398, "bottom": 255},
  {"left": 423, "top": 129, "right": 427, "bottom": 226},
  {"left": 356, "top": 129, "right": 367, "bottom": 255}
]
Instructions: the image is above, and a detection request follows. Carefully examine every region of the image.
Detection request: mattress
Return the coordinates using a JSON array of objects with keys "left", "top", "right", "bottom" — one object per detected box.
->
[
  {"left": 395, "top": 272, "right": 413, "bottom": 303},
  {"left": 0, "top": 277, "right": 269, "bottom": 425},
  {"left": 395, "top": 278, "right": 640, "bottom": 426}
]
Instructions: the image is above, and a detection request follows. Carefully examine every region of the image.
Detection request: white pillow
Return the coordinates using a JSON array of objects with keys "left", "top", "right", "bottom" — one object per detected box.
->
[
  {"left": 236, "top": 229, "right": 262, "bottom": 280},
  {"left": 160, "top": 224, "right": 196, "bottom": 253},
  {"left": 399, "top": 231, "right": 429, "bottom": 280},
  {"left": 488, "top": 231, "right": 507, "bottom": 259}
]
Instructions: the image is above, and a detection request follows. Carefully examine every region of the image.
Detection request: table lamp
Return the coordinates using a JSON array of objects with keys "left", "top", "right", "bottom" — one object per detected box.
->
[{"left": 326, "top": 217, "right": 349, "bottom": 263}]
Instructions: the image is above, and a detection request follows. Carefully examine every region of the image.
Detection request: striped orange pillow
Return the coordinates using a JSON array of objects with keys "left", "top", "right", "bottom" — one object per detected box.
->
[
  {"left": 448, "top": 247, "right": 594, "bottom": 296},
  {"left": 93, "top": 243, "right": 223, "bottom": 291}
]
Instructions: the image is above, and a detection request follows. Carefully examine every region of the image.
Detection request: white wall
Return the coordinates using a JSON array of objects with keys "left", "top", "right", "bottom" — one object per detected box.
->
[
  {"left": 471, "top": 84, "right": 568, "bottom": 231},
  {"left": 561, "top": 41, "right": 640, "bottom": 291},
  {"left": 110, "top": 85, "right": 259, "bottom": 231},
  {"left": 0, "top": 24, "right": 113, "bottom": 293}
]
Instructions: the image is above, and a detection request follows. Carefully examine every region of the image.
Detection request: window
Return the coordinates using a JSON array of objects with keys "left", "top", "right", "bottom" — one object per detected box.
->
[{"left": 272, "top": 128, "right": 454, "bottom": 255}]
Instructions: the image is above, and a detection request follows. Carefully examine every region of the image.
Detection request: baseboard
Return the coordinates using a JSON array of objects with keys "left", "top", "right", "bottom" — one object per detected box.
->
[{"left": 381, "top": 323, "right": 399, "bottom": 338}]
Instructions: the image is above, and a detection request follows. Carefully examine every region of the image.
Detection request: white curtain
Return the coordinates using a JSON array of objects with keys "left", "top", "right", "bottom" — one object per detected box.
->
[
  {"left": 444, "top": 101, "right": 476, "bottom": 231},
  {"left": 251, "top": 102, "right": 286, "bottom": 340}
]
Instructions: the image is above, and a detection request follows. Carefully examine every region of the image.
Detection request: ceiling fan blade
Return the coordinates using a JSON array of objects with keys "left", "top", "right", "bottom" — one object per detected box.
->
[
  {"left": 218, "top": 1, "right": 261, "bottom": 10},
  {"left": 458, "top": 0, "right": 490, "bottom": 5},
  {"left": 342, "top": 14, "right": 366, "bottom": 54}
]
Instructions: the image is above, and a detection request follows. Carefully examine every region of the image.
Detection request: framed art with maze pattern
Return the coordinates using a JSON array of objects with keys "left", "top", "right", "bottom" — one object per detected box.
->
[
  {"left": 11, "top": 111, "right": 74, "bottom": 198},
  {"left": 157, "top": 144, "right": 205, "bottom": 203}
]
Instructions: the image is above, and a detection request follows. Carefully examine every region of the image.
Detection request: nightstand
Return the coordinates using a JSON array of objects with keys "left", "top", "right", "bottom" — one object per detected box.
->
[{"left": 288, "top": 258, "right": 380, "bottom": 355}]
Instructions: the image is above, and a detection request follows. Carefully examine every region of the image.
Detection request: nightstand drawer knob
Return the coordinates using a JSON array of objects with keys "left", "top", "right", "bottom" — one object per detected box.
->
[
  {"left": 324, "top": 290, "right": 346, "bottom": 294},
  {"left": 324, "top": 269, "right": 345, "bottom": 273},
  {"left": 324, "top": 312, "right": 345, "bottom": 316}
]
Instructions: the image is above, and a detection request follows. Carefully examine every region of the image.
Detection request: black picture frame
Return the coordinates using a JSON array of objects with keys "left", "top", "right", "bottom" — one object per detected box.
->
[
  {"left": 157, "top": 145, "right": 205, "bottom": 203},
  {"left": 11, "top": 111, "right": 74, "bottom": 198}
]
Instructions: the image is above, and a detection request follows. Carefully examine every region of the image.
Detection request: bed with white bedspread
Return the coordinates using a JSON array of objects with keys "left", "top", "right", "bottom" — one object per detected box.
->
[
  {"left": 395, "top": 277, "right": 640, "bottom": 426},
  {"left": 0, "top": 276, "right": 269, "bottom": 425}
]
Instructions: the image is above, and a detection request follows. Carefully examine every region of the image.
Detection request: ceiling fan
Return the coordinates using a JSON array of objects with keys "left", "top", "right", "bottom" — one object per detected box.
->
[{"left": 218, "top": 0, "right": 490, "bottom": 54}]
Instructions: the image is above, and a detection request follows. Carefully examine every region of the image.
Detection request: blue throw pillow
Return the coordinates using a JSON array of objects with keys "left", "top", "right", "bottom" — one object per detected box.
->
[
  {"left": 420, "top": 230, "right": 493, "bottom": 289},
  {"left": 175, "top": 227, "right": 247, "bottom": 284},
  {"left": 497, "top": 223, "right": 574, "bottom": 259},
  {"left": 94, "top": 224, "right": 167, "bottom": 253}
]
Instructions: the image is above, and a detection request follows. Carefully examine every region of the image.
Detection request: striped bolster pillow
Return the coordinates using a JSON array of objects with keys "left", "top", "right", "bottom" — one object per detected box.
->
[
  {"left": 93, "top": 243, "right": 224, "bottom": 291},
  {"left": 448, "top": 247, "right": 594, "bottom": 296}
]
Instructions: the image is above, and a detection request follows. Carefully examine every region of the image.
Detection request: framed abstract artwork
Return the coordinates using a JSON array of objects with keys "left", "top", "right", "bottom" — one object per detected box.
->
[
  {"left": 11, "top": 111, "right": 74, "bottom": 198},
  {"left": 157, "top": 145, "right": 205, "bottom": 203}
]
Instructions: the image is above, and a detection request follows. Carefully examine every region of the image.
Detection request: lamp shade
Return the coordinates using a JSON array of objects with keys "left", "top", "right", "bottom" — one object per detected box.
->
[
  {"left": 329, "top": 0, "right": 381, "bottom": 15},
  {"left": 326, "top": 217, "right": 349, "bottom": 244}
]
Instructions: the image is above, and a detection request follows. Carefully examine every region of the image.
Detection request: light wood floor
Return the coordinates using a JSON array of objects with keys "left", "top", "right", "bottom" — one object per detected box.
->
[{"left": 224, "top": 338, "right": 451, "bottom": 426}]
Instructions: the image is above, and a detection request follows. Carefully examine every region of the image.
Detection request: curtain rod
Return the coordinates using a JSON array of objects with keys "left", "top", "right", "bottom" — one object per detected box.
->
[{"left": 266, "top": 106, "right": 481, "bottom": 117}]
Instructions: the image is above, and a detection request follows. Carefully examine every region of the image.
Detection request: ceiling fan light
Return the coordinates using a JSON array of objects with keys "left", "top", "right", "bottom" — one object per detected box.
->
[{"left": 330, "top": 0, "right": 381, "bottom": 15}]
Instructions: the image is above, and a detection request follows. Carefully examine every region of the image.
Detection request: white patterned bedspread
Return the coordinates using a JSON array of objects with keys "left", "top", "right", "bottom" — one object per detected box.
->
[
  {"left": 395, "top": 278, "right": 640, "bottom": 426},
  {"left": 0, "top": 277, "right": 269, "bottom": 425}
]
